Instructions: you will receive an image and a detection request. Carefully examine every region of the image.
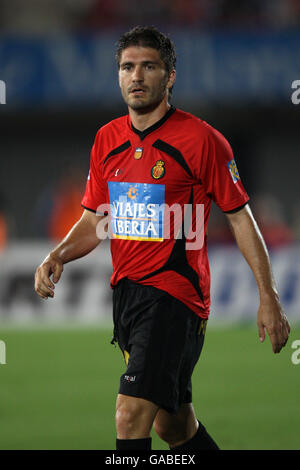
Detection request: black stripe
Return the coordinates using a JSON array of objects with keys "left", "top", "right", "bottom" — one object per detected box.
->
[
  {"left": 81, "top": 204, "right": 108, "bottom": 215},
  {"left": 137, "top": 187, "right": 204, "bottom": 302},
  {"left": 152, "top": 139, "right": 193, "bottom": 178},
  {"left": 104, "top": 140, "right": 131, "bottom": 164},
  {"left": 131, "top": 106, "right": 176, "bottom": 141},
  {"left": 81, "top": 204, "right": 96, "bottom": 213},
  {"left": 223, "top": 201, "right": 249, "bottom": 213}
]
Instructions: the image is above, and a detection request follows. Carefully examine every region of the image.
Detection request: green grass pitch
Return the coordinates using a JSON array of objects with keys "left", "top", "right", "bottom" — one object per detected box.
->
[{"left": 0, "top": 324, "right": 299, "bottom": 450}]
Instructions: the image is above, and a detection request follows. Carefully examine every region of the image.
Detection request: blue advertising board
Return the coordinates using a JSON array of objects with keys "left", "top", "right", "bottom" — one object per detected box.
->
[{"left": 0, "top": 32, "right": 300, "bottom": 106}]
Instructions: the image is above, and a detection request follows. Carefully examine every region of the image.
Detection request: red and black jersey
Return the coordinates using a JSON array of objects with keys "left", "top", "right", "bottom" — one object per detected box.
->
[{"left": 82, "top": 107, "right": 249, "bottom": 318}]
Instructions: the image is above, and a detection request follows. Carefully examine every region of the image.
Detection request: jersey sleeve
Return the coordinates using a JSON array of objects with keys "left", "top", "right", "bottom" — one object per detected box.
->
[
  {"left": 199, "top": 124, "right": 250, "bottom": 212},
  {"left": 81, "top": 130, "right": 108, "bottom": 213}
]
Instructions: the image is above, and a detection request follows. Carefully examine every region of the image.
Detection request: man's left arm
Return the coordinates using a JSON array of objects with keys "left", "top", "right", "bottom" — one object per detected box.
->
[{"left": 225, "top": 204, "right": 290, "bottom": 354}]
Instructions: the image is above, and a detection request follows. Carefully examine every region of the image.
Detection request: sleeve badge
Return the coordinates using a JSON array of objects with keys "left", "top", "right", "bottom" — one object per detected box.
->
[{"left": 227, "top": 158, "right": 240, "bottom": 184}]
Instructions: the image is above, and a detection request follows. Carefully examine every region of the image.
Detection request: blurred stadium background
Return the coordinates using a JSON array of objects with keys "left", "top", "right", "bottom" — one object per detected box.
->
[{"left": 0, "top": 0, "right": 299, "bottom": 450}]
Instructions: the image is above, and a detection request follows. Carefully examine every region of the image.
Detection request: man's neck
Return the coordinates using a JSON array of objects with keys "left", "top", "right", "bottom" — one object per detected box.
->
[{"left": 129, "top": 99, "right": 170, "bottom": 132}]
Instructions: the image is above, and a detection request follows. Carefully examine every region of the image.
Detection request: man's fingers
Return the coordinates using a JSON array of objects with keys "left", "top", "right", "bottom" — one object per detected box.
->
[
  {"left": 35, "top": 269, "right": 55, "bottom": 299},
  {"left": 36, "top": 286, "right": 52, "bottom": 299},
  {"left": 277, "top": 319, "right": 290, "bottom": 350},
  {"left": 40, "top": 276, "right": 55, "bottom": 290},
  {"left": 267, "top": 329, "right": 280, "bottom": 353},
  {"left": 36, "top": 281, "right": 54, "bottom": 298},
  {"left": 35, "top": 287, "right": 47, "bottom": 299},
  {"left": 52, "top": 264, "right": 63, "bottom": 283},
  {"left": 34, "top": 258, "right": 63, "bottom": 299},
  {"left": 257, "top": 323, "right": 265, "bottom": 343},
  {"left": 43, "top": 273, "right": 56, "bottom": 290},
  {"left": 258, "top": 321, "right": 281, "bottom": 353},
  {"left": 267, "top": 321, "right": 290, "bottom": 353},
  {"left": 281, "top": 321, "right": 290, "bottom": 348},
  {"left": 257, "top": 307, "right": 291, "bottom": 354}
]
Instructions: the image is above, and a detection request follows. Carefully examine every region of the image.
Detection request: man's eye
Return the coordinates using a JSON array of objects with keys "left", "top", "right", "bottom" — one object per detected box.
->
[{"left": 146, "top": 64, "right": 154, "bottom": 70}]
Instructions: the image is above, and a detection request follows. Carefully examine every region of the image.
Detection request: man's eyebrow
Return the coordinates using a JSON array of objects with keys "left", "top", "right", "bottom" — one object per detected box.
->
[
  {"left": 141, "top": 60, "right": 159, "bottom": 65},
  {"left": 120, "top": 60, "right": 160, "bottom": 67}
]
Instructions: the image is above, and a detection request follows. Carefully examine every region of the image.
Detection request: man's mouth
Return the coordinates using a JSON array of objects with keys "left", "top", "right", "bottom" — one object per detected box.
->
[{"left": 130, "top": 87, "right": 146, "bottom": 95}]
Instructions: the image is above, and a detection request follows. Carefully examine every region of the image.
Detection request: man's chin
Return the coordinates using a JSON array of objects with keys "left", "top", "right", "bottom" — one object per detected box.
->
[
  {"left": 127, "top": 97, "right": 163, "bottom": 114},
  {"left": 128, "top": 97, "right": 149, "bottom": 109}
]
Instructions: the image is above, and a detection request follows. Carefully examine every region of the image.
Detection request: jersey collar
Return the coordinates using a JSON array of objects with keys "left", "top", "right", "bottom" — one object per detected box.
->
[{"left": 130, "top": 105, "right": 176, "bottom": 141}]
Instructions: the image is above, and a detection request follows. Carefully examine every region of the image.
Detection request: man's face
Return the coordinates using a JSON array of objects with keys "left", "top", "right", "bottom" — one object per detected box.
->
[{"left": 118, "top": 46, "right": 175, "bottom": 111}]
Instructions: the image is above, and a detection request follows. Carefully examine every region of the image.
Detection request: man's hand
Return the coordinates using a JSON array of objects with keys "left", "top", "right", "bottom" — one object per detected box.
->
[
  {"left": 257, "top": 294, "right": 290, "bottom": 354},
  {"left": 34, "top": 210, "right": 105, "bottom": 300},
  {"left": 34, "top": 254, "right": 63, "bottom": 299}
]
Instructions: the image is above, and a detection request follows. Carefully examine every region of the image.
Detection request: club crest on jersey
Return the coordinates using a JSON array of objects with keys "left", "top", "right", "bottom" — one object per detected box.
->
[
  {"left": 151, "top": 160, "right": 165, "bottom": 180},
  {"left": 133, "top": 147, "right": 143, "bottom": 160},
  {"left": 227, "top": 158, "right": 240, "bottom": 184}
]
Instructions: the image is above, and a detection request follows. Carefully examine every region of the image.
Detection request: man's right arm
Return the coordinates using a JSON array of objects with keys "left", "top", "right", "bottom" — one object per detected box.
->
[{"left": 34, "top": 209, "right": 107, "bottom": 299}]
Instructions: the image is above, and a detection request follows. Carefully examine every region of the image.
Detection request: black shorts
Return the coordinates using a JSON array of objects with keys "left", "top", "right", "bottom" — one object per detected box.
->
[{"left": 112, "top": 278, "right": 206, "bottom": 414}]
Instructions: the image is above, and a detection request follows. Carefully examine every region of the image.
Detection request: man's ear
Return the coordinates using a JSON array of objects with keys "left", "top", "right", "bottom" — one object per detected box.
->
[{"left": 167, "top": 69, "right": 176, "bottom": 91}]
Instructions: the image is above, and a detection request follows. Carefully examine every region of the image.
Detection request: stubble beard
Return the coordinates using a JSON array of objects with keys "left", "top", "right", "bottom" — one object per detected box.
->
[{"left": 123, "top": 81, "right": 168, "bottom": 114}]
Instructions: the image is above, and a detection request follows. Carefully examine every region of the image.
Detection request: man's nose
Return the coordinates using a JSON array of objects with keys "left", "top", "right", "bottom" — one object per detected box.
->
[{"left": 132, "top": 66, "right": 144, "bottom": 82}]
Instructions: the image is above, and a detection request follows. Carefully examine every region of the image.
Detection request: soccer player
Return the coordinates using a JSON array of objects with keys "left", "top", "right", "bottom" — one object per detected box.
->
[{"left": 34, "top": 26, "right": 290, "bottom": 451}]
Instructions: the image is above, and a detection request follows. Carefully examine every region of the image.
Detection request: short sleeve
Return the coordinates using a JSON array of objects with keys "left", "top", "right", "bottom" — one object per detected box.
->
[
  {"left": 81, "top": 130, "right": 108, "bottom": 213},
  {"left": 200, "top": 124, "right": 249, "bottom": 212}
]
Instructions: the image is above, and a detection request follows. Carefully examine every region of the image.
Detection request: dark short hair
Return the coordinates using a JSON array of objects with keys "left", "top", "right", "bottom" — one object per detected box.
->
[{"left": 115, "top": 25, "right": 176, "bottom": 74}]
